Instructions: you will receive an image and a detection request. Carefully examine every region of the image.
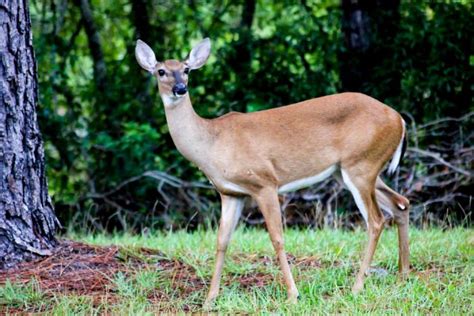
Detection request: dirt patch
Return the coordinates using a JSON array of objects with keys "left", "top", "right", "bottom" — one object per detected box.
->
[
  {"left": 224, "top": 253, "right": 336, "bottom": 289},
  {"left": 0, "top": 240, "right": 203, "bottom": 313},
  {"left": 414, "top": 263, "right": 447, "bottom": 283},
  {"left": 228, "top": 272, "right": 273, "bottom": 289},
  {"left": 0, "top": 240, "right": 161, "bottom": 296},
  {"left": 234, "top": 253, "right": 338, "bottom": 269}
]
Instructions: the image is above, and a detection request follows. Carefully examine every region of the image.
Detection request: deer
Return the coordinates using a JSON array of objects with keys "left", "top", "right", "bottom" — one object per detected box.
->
[{"left": 135, "top": 38, "right": 410, "bottom": 306}]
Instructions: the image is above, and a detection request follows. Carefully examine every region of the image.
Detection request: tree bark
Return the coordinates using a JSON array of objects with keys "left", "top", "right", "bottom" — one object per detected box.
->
[{"left": 0, "top": 0, "right": 60, "bottom": 269}]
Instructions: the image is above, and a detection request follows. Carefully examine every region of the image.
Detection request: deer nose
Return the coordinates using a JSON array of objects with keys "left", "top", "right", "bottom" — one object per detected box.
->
[{"left": 172, "top": 83, "right": 187, "bottom": 95}]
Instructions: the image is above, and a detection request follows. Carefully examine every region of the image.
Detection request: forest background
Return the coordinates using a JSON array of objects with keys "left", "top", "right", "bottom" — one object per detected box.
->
[{"left": 30, "top": 0, "right": 473, "bottom": 232}]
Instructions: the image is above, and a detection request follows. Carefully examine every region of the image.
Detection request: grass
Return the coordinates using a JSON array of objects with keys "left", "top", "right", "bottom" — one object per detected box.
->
[{"left": 1, "top": 227, "right": 473, "bottom": 314}]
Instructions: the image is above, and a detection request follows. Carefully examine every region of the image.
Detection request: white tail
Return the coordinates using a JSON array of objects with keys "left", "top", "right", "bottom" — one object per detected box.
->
[
  {"left": 388, "top": 119, "right": 406, "bottom": 175},
  {"left": 135, "top": 38, "right": 410, "bottom": 306}
]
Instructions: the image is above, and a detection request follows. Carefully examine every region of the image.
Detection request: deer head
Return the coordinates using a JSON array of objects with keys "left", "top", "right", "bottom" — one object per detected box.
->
[{"left": 135, "top": 38, "right": 211, "bottom": 107}]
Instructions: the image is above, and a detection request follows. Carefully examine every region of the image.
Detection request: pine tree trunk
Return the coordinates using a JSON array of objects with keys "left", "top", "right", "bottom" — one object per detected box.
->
[{"left": 0, "top": 0, "right": 60, "bottom": 269}]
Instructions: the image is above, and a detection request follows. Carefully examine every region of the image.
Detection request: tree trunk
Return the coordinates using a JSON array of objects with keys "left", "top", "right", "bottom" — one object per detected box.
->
[
  {"left": 131, "top": 0, "right": 159, "bottom": 45},
  {"left": 130, "top": 0, "right": 162, "bottom": 111},
  {"left": 0, "top": 0, "right": 60, "bottom": 269},
  {"left": 229, "top": 0, "right": 256, "bottom": 112},
  {"left": 340, "top": 0, "right": 400, "bottom": 96},
  {"left": 340, "top": 0, "right": 373, "bottom": 92},
  {"left": 75, "top": 0, "right": 107, "bottom": 93}
]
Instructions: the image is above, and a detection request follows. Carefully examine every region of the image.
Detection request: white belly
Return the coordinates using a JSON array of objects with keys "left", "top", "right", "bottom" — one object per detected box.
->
[
  {"left": 278, "top": 165, "right": 337, "bottom": 194},
  {"left": 211, "top": 164, "right": 337, "bottom": 196}
]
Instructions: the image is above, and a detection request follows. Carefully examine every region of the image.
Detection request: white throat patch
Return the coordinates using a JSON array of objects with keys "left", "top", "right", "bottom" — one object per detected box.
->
[{"left": 161, "top": 93, "right": 186, "bottom": 108}]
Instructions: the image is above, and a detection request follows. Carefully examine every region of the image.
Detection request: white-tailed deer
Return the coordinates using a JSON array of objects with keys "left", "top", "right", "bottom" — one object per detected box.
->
[{"left": 135, "top": 38, "right": 410, "bottom": 306}]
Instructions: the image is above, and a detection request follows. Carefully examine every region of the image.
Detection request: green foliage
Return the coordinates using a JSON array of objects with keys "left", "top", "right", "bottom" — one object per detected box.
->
[
  {"left": 386, "top": 1, "right": 472, "bottom": 119},
  {"left": 29, "top": 1, "right": 472, "bottom": 228}
]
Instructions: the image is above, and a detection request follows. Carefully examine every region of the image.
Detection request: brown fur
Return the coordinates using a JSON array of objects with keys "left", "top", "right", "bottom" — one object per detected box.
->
[{"left": 163, "top": 92, "right": 403, "bottom": 196}]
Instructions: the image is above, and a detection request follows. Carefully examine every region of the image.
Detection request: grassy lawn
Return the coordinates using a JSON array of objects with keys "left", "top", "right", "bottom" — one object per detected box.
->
[{"left": 1, "top": 227, "right": 472, "bottom": 314}]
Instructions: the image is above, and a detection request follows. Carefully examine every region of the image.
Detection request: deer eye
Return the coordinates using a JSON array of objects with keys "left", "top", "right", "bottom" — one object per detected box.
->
[
  {"left": 184, "top": 67, "right": 190, "bottom": 75},
  {"left": 158, "top": 69, "right": 165, "bottom": 76}
]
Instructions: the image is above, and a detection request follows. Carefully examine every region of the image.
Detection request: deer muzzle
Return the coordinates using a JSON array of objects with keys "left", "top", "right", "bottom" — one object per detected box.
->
[{"left": 172, "top": 82, "right": 187, "bottom": 96}]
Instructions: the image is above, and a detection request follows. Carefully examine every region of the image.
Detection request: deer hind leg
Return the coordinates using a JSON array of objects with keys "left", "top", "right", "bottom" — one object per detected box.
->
[
  {"left": 254, "top": 187, "right": 299, "bottom": 303},
  {"left": 204, "top": 194, "right": 245, "bottom": 307},
  {"left": 341, "top": 169, "right": 385, "bottom": 293},
  {"left": 375, "top": 177, "right": 410, "bottom": 276}
]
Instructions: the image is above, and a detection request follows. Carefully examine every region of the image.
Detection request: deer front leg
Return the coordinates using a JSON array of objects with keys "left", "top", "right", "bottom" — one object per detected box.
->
[
  {"left": 254, "top": 188, "right": 299, "bottom": 303},
  {"left": 204, "top": 194, "right": 244, "bottom": 307}
]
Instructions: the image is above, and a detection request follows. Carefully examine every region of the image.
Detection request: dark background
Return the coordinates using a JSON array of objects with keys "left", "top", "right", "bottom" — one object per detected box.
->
[{"left": 30, "top": 0, "right": 473, "bottom": 232}]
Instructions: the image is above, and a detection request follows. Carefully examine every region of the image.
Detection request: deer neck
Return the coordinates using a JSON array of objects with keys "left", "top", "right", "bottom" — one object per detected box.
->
[{"left": 162, "top": 94, "right": 212, "bottom": 165}]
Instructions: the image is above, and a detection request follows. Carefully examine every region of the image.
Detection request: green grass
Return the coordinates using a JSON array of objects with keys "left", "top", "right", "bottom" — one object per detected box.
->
[{"left": 1, "top": 227, "right": 473, "bottom": 314}]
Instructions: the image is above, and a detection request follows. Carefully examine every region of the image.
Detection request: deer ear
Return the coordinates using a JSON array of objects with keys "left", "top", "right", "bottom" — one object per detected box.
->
[
  {"left": 135, "top": 40, "right": 158, "bottom": 73},
  {"left": 186, "top": 38, "right": 211, "bottom": 70}
]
